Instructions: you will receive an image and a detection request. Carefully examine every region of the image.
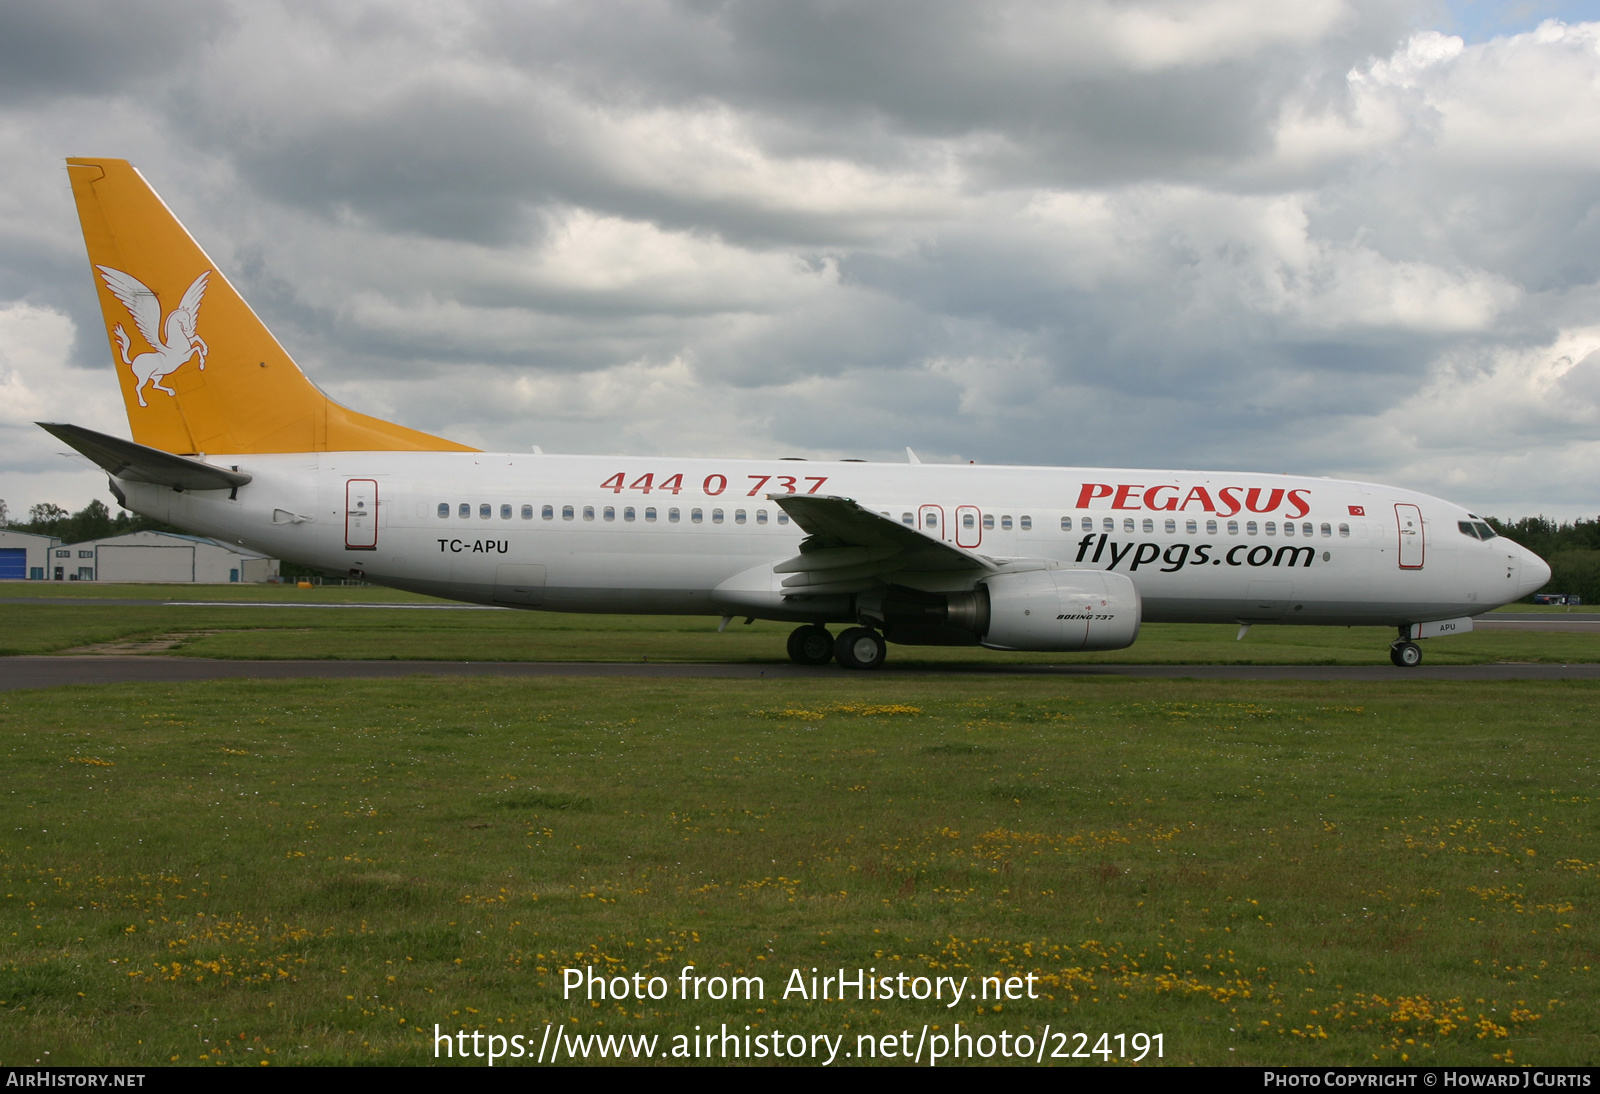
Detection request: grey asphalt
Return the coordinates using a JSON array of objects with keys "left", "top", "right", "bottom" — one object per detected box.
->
[
  {"left": 4, "top": 655, "right": 1600, "bottom": 691},
  {"left": 1473, "top": 614, "right": 1600, "bottom": 632},
  {"left": 0, "top": 598, "right": 505, "bottom": 609}
]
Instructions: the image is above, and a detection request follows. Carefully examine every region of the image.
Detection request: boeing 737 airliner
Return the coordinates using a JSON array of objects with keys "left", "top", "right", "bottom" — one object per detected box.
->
[{"left": 42, "top": 159, "right": 1552, "bottom": 669}]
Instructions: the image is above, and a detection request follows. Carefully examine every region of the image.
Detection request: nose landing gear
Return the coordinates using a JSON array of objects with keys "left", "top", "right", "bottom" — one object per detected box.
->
[{"left": 1390, "top": 640, "right": 1423, "bottom": 668}]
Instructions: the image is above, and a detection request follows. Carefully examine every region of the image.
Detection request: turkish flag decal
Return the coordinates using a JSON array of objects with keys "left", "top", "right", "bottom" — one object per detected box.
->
[{"left": 1348, "top": 505, "right": 1365, "bottom": 516}]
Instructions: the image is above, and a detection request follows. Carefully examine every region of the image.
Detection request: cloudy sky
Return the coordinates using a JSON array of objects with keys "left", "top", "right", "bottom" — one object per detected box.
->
[{"left": 3, "top": 0, "right": 1599, "bottom": 522}]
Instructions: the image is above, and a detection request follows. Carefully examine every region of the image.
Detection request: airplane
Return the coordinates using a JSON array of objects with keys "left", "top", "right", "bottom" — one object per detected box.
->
[{"left": 40, "top": 158, "right": 1552, "bottom": 670}]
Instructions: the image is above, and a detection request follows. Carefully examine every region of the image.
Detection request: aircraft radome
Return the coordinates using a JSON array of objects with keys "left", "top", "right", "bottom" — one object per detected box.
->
[{"left": 41, "top": 158, "right": 1552, "bottom": 670}]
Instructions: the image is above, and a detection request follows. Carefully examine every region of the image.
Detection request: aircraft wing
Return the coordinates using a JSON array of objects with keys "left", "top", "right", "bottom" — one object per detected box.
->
[{"left": 768, "top": 493, "right": 996, "bottom": 596}]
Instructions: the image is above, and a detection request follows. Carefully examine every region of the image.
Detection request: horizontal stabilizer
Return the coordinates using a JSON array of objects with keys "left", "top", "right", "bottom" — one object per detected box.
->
[{"left": 37, "top": 422, "right": 251, "bottom": 491}]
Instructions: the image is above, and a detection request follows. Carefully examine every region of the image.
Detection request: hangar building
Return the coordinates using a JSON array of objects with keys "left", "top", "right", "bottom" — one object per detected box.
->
[
  {"left": 0, "top": 529, "right": 59, "bottom": 581},
  {"left": 48, "top": 531, "right": 279, "bottom": 583}
]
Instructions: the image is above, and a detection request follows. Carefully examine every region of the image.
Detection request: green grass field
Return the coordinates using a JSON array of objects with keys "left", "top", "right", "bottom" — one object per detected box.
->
[
  {"left": 0, "top": 582, "right": 1596, "bottom": 665},
  {"left": 0, "top": 674, "right": 1595, "bottom": 1067}
]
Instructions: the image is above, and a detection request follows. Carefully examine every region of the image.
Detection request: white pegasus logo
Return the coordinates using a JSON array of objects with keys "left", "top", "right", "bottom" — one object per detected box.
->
[{"left": 95, "top": 266, "right": 210, "bottom": 408}]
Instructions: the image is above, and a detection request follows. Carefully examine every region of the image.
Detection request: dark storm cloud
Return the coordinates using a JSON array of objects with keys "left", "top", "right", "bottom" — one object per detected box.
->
[
  {"left": 2, "top": 1, "right": 1599, "bottom": 519},
  {"left": 0, "top": 1, "right": 234, "bottom": 99}
]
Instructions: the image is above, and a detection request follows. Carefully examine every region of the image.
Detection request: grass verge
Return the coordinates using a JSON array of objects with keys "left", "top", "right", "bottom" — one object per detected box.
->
[{"left": 0, "top": 675, "right": 1594, "bottom": 1066}]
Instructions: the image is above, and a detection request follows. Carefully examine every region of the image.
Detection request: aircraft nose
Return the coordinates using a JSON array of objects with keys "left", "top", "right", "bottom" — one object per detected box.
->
[{"left": 1517, "top": 545, "right": 1552, "bottom": 599}]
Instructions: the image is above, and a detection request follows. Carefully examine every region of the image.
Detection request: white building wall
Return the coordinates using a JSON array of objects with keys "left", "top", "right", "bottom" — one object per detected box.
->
[
  {"left": 0, "top": 530, "right": 57, "bottom": 580},
  {"left": 50, "top": 531, "right": 279, "bottom": 583}
]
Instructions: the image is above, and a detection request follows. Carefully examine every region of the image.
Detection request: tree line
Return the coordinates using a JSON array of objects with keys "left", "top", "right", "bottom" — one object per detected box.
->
[
  {"left": 1, "top": 498, "right": 180, "bottom": 543},
  {"left": 1486, "top": 516, "right": 1600, "bottom": 605},
  {"left": 3, "top": 497, "right": 1597, "bottom": 600}
]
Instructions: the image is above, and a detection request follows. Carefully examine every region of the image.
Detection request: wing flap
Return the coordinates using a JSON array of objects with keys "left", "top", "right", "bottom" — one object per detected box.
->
[{"left": 767, "top": 494, "right": 995, "bottom": 596}]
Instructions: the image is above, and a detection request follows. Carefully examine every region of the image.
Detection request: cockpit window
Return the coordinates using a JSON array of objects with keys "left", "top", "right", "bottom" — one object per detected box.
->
[
  {"left": 1473, "top": 521, "right": 1496, "bottom": 540},
  {"left": 1458, "top": 521, "right": 1479, "bottom": 540}
]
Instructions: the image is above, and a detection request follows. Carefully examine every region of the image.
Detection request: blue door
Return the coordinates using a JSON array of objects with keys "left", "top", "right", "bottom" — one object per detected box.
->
[{"left": 0, "top": 549, "right": 25, "bottom": 580}]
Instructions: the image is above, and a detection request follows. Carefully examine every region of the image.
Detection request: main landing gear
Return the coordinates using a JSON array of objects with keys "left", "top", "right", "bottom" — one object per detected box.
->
[
  {"left": 786, "top": 624, "right": 835, "bottom": 666},
  {"left": 785, "top": 625, "right": 889, "bottom": 670},
  {"left": 1390, "top": 640, "right": 1423, "bottom": 668}
]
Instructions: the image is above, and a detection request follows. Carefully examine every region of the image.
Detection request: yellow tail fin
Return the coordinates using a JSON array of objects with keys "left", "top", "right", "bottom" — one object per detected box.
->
[{"left": 66, "top": 158, "right": 476, "bottom": 455}]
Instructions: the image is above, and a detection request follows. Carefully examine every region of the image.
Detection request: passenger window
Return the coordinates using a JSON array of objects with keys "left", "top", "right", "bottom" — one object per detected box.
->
[
  {"left": 542, "top": 505, "right": 554, "bottom": 520},
  {"left": 1302, "top": 522, "right": 1313, "bottom": 536},
  {"left": 562, "top": 505, "right": 574, "bottom": 521},
  {"left": 756, "top": 510, "right": 768, "bottom": 524},
  {"left": 1142, "top": 518, "right": 1153, "bottom": 533},
  {"left": 501, "top": 504, "right": 512, "bottom": 520},
  {"left": 437, "top": 502, "right": 449, "bottom": 519},
  {"left": 645, "top": 507, "right": 658, "bottom": 522},
  {"left": 1245, "top": 521, "right": 1257, "bottom": 535},
  {"left": 624, "top": 507, "right": 636, "bottom": 522},
  {"left": 712, "top": 509, "right": 724, "bottom": 524},
  {"left": 1206, "top": 520, "right": 1218, "bottom": 534},
  {"left": 1338, "top": 523, "right": 1349, "bottom": 537},
  {"left": 1083, "top": 517, "right": 1094, "bottom": 531},
  {"left": 983, "top": 514, "right": 995, "bottom": 530},
  {"left": 1265, "top": 521, "right": 1276, "bottom": 535},
  {"left": 1001, "top": 515, "right": 1012, "bottom": 530},
  {"left": 1061, "top": 516, "right": 1072, "bottom": 531},
  {"left": 1103, "top": 517, "right": 1114, "bottom": 532},
  {"left": 1284, "top": 521, "right": 1295, "bottom": 536},
  {"left": 925, "top": 512, "right": 937, "bottom": 528},
  {"left": 668, "top": 508, "right": 680, "bottom": 523},
  {"left": 777, "top": 512, "right": 790, "bottom": 525},
  {"left": 1186, "top": 519, "right": 1197, "bottom": 534},
  {"left": 691, "top": 508, "right": 703, "bottom": 524},
  {"left": 1227, "top": 520, "right": 1239, "bottom": 535},
  {"left": 1123, "top": 518, "right": 1134, "bottom": 533},
  {"left": 603, "top": 506, "right": 615, "bottom": 521},
  {"left": 459, "top": 503, "right": 471, "bottom": 519},
  {"left": 480, "top": 503, "right": 491, "bottom": 519},
  {"left": 964, "top": 513, "right": 975, "bottom": 529},
  {"left": 583, "top": 506, "right": 595, "bottom": 521},
  {"left": 1164, "top": 518, "right": 1176, "bottom": 534},
  {"left": 1320, "top": 523, "right": 1332, "bottom": 537},
  {"left": 521, "top": 504, "right": 533, "bottom": 520},
  {"left": 735, "top": 510, "right": 747, "bottom": 525},
  {"left": 903, "top": 513, "right": 915, "bottom": 525},
  {"left": 1020, "top": 516, "right": 1031, "bottom": 531}
]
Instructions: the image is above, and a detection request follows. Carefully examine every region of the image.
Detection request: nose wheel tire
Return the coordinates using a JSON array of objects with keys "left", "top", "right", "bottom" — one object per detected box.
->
[
  {"left": 1390, "top": 641, "right": 1423, "bottom": 668},
  {"left": 786, "top": 625, "right": 835, "bottom": 666},
  {"left": 834, "top": 627, "right": 887, "bottom": 670}
]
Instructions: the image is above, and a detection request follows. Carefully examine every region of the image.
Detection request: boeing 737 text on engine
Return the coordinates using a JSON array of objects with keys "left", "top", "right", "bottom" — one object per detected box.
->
[{"left": 41, "top": 159, "right": 1551, "bottom": 670}]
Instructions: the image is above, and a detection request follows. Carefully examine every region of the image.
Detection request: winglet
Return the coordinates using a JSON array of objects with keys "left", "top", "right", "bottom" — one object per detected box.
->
[{"left": 65, "top": 158, "right": 476, "bottom": 455}]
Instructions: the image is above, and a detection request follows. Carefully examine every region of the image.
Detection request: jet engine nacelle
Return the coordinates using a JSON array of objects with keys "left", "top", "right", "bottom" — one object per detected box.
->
[{"left": 979, "top": 568, "right": 1141, "bottom": 652}]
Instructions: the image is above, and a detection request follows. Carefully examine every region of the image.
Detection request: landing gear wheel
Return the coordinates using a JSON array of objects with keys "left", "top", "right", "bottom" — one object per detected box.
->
[
  {"left": 787, "top": 625, "right": 834, "bottom": 666},
  {"left": 834, "top": 627, "right": 887, "bottom": 671},
  {"left": 1390, "top": 641, "right": 1423, "bottom": 668}
]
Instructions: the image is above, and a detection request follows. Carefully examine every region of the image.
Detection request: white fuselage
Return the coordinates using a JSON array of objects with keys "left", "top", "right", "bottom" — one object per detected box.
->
[{"left": 116, "top": 452, "right": 1549, "bottom": 629}]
